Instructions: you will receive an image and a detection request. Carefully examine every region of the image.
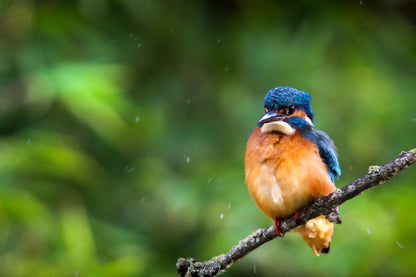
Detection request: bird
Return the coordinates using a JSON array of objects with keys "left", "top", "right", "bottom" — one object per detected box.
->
[{"left": 245, "top": 86, "right": 341, "bottom": 256}]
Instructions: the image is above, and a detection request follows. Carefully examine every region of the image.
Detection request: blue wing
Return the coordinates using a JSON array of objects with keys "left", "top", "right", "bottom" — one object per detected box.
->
[{"left": 314, "top": 130, "right": 341, "bottom": 182}]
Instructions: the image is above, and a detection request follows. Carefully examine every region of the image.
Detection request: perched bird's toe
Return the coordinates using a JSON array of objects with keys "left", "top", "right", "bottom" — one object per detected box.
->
[{"left": 274, "top": 218, "right": 284, "bottom": 237}]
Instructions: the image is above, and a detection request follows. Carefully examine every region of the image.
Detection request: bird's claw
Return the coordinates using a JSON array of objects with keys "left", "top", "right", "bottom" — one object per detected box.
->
[
  {"left": 274, "top": 218, "right": 284, "bottom": 237},
  {"left": 294, "top": 210, "right": 302, "bottom": 220}
]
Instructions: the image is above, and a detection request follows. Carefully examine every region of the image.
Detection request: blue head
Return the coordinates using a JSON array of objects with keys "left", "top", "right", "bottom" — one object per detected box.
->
[{"left": 263, "top": 87, "right": 314, "bottom": 123}]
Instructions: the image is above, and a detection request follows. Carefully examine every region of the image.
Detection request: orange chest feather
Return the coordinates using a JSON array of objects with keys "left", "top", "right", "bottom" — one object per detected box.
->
[{"left": 245, "top": 127, "right": 335, "bottom": 219}]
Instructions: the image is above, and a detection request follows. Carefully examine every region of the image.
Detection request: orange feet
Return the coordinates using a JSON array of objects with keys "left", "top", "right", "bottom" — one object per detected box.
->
[
  {"left": 294, "top": 210, "right": 302, "bottom": 220},
  {"left": 274, "top": 218, "right": 284, "bottom": 237}
]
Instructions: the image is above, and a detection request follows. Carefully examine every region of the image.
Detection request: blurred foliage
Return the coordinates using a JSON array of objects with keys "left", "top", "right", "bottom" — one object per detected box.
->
[{"left": 1, "top": 0, "right": 416, "bottom": 276}]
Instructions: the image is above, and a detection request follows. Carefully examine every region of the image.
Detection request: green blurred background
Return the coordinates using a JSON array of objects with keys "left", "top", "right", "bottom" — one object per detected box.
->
[{"left": 1, "top": 1, "right": 416, "bottom": 276}]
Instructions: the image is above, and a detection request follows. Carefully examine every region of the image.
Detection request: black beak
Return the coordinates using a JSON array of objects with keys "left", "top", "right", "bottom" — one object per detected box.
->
[{"left": 258, "top": 110, "right": 284, "bottom": 125}]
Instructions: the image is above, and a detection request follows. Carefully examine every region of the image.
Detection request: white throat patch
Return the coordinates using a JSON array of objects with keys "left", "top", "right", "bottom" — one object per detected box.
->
[{"left": 261, "top": 121, "right": 296, "bottom": 135}]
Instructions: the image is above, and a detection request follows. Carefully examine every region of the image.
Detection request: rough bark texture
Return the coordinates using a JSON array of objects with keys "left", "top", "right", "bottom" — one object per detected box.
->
[{"left": 176, "top": 149, "right": 416, "bottom": 277}]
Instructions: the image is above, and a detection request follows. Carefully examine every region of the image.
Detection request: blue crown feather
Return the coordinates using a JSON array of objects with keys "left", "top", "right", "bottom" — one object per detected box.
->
[{"left": 264, "top": 87, "right": 314, "bottom": 123}]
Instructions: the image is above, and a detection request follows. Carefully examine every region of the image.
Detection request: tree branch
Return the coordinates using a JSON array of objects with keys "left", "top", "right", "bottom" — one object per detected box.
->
[{"left": 176, "top": 148, "right": 416, "bottom": 277}]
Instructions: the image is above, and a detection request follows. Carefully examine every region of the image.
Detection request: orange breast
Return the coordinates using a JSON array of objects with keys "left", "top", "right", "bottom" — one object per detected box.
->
[{"left": 245, "top": 126, "right": 336, "bottom": 220}]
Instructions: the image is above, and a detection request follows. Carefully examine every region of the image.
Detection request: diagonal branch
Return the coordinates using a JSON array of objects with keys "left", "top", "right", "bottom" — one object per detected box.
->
[{"left": 176, "top": 148, "right": 416, "bottom": 277}]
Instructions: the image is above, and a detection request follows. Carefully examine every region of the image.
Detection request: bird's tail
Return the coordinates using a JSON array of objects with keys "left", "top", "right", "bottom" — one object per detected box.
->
[{"left": 293, "top": 215, "right": 334, "bottom": 256}]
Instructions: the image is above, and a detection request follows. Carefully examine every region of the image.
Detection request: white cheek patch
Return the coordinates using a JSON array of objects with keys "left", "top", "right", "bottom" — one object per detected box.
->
[
  {"left": 261, "top": 121, "right": 296, "bottom": 135},
  {"left": 304, "top": 116, "right": 314, "bottom": 127}
]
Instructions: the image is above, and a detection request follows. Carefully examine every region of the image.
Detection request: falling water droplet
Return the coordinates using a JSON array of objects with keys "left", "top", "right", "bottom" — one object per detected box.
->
[
  {"left": 367, "top": 228, "right": 371, "bottom": 235},
  {"left": 228, "top": 204, "right": 231, "bottom": 210},
  {"left": 125, "top": 165, "right": 135, "bottom": 173},
  {"left": 220, "top": 213, "right": 224, "bottom": 219},
  {"left": 396, "top": 241, "right": 404, "bottom": 248}
]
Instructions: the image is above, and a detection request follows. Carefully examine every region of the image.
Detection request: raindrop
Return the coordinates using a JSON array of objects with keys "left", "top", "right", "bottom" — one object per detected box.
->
[
  {"left": 185, "top": 156, "right": 190, "bottom": 163},
  {"left": 138, "top": 43, "right": 142, "bottom": 48},
  {"left": 135, "top": 116, "right": 140, "bottom": 123},
  {"left": 141, "top": 197, "right": 145, "bottom": 204},
  {"left": 129, "top": 33, "right": 134, "bottom": 38},
  {"left": 224, "top": 66, "right": 229, "bottom": 72},
  {"left": 228, "top": 203, "right": 231, "bottom": 210},
  {"left": 170, "top": 28, "right": 174, "bottom": 32},
  {"left": 366, "top": 228, "right": 371, "bottom": 235},
  {"left": 396, "top": 241, "right": 404, "bottom": 248},
  {"left": 26, "top": 139, "right": 31, "bottom": 145},
  {"left": 253, "top": 265, "right": 257, "bottom": 274},
  {"left": 220, "top": 213, "right": 224, "bottom": 219},
  {"left": 125, "top": 165, "right": 135, "bottom": 173},
  {"left": 186, "top": 98, "right": 191, "bottom": 105},
  {"left": 217, "top": 38, "right": 221, "bottom": 43},
  {"left": 208, "top": 178, "right": 212, "bottom": 183},
  {"left": 75, "top": 269, "right": 80, "bottom": 277},
  {"left": 359, "top": 0, "right": 363, "bottom": 4}
]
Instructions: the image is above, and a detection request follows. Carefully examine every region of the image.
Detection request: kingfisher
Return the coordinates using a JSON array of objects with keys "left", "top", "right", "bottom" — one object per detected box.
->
[{"left": 245, "top": 87, "right": 341, "bottom": 255}]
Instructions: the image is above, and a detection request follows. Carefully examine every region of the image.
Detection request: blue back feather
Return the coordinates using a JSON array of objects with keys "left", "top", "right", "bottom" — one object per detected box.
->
[{"left": 314, "top": 130, "right": 341, "bottom": 182}]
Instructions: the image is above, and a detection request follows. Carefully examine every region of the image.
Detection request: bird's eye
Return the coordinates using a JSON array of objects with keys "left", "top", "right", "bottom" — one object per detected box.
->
[
  {"left": 288, "top": 105, "right": 295, "bottom": 114},
  {"left": 280, "top": 105, "right": 296, "bottom": 116}
]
